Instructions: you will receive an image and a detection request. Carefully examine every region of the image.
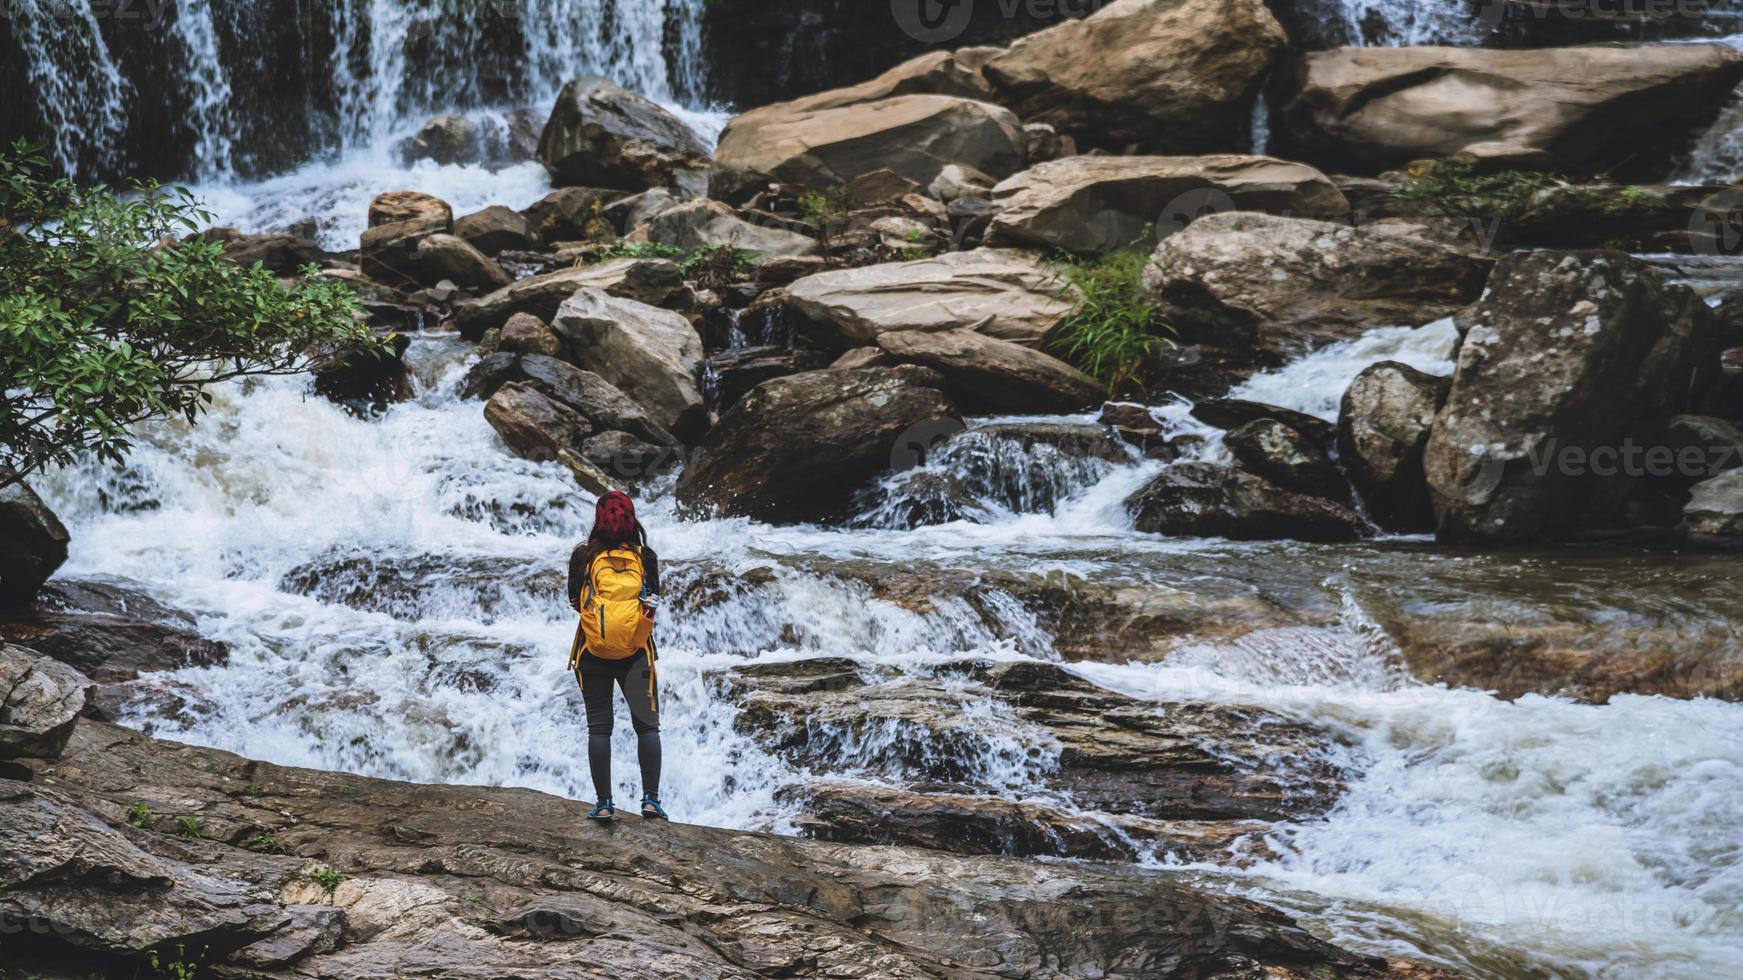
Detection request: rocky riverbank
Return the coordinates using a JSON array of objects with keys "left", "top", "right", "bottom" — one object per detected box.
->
[
  {"left": 7, "top": 0, "right": 1743, "bottom": 975},
  {"left": 0, "top": 645, "right": 1443, "bottom": 979}
]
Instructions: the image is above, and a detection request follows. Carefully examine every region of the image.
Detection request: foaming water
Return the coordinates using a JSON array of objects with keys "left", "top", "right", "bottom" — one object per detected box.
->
[
  {"left": 1231, "top": 318, "right": 1459, "bottom": 421},
  {"left": 185, "top": 103, "right": 726, "bottom": 249},
  {"left": 36, "top": 326, "right": 1743, "bottom": 977}
]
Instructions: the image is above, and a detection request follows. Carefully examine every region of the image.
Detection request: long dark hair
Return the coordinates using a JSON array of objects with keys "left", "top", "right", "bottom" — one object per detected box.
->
[{"left": 576, "top": 518, "right": 647, "bottom": 574}]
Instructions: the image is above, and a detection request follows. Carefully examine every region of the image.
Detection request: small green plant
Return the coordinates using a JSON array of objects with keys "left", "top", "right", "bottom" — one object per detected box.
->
[
  {"left": 798, "top": 186, "right": 855, "bottom": 226},
  {"left": 127, "top": 802, "right": 155, "bottom": 830},
  {"left": 146, "top": 943, "right": 204, "bottom": 980},
  {"left": 1394, "top": 156, "right": 1558, "bottom": 224},
  {"left": 309, "top": 867, "right": 345, "bottom": 899},
  {"left": 584, "top": 240, "right": 755, "bottom": 287},
  {"left": 176, "top": 815, "right": 204, "bottom": 839},
  {"left": 587, "top": 240, "right": 686, "bottom": 264},
  {"left": 1047, "top": 251, "right": 1176, "bottom": 397},
  {"left": 674, "top": 244, "right": 760, "bottom": 288},
  {"left": 1600, "top": 184, "right": 1663, "bottom": 217},
  {"left": 245, "top": 832, "right": 284, "bottom": 854}
]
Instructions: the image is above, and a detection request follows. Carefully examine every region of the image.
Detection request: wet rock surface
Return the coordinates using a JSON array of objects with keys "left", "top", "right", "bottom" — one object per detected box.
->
[
  {"left": 675, "top": 366, "right": 958, "bottom": 523},
  {"left": 0, "top": 578, "right": 227, "bottom": 717},
  {"left": 1339, "top": 361, "right": 1451, "bottom": 531},
  {"left": 1145, "top": 212, "right": 1490, "bottom": 369},
  {"left": 989, "top": 154, "right": 1349, "bottom": 255},
  {"left": 2, "top": 718, "right": 1398, "bottom": 979},
  {"left": 1127, "top": 463, "right": 1367, "bottom": 542},
  {"left": 0, "top": 478, "right": 70, "bottom": 605},
  {"left": 0, "top": 645, "right": 90, "bottom": 760},
  {"left": 714, "top": 657, "right": 1347, "bottom": 856},
  {"left": 1424, "top": 250, "right": 1718, "bottom": 543}
]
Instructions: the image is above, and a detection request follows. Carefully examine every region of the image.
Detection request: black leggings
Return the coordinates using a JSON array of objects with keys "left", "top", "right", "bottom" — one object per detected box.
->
[{"left": 575, "top": 649, "right": 660, "bottom": 802}]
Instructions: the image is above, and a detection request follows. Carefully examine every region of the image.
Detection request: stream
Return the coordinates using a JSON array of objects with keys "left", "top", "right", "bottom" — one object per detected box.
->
[
  {"left": 35, "top": 318, "right": 1743, "bottom": 978},
  {"left": 12, "top": 0, "right": 1743, "bottom": 975}
]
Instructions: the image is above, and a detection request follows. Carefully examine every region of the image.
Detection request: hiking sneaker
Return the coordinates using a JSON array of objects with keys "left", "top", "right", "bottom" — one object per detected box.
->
[
  {"left": 640, "top": 794, "right": 668, "bottom": 820},
  {"left": 587, "top": 799, "right": 615, "bottom": 820}
]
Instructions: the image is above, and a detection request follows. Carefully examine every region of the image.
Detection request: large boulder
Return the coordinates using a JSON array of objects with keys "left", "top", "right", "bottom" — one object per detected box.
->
[
  {"left": 1424, "top": 250, "right": 1718, "bottom": 543},
  {"left": 1278, "top": 44, "right": 1743, "bottom": 176},
  {"left": 415, "top": 233, "right": 510, "bottom": 292},
  {"left": 463, "top": 353, "right": 680, "bottom": 448},
  {"left": 1223, "top": 419, "right": 1348, "bottom": 503},
  {"left": 645, "top": 199, "right": 817, "bottom": 260},
  {"left": 0, "top": 479, "right": 69, "bottom": 605},
  {"left": 702, "top": 345, "right": 832, "bottom": 413},
  {"left": 710, "top": 94, "right": 1026, "bottom": 204},
  {"left": 0, "top": 645, "right": 90, "bottom": 759},
  {"left": 980, "top": 0, "right": 1287, "bottom": 153},
  {"left": 484, "top": 383, "right": 593, "bottom": 461},
  {"left": 402, "top": 112, "right": 480, "bottom": 166},
  {"left": 453, "top": 259, "right": 690, "bottom": 339},
  {"left": 550, "top": 289, "right": 707, "bottom": 441},
  {"left": 359, "top": 191, "right": 452, "bottom": 289},
  {"left": 1125, "top": 462, "right": 1366, "bottom": 541},
  {"left": 784, "top": 248, "right": 1073, "bottom": 353},
  {"left": 988, "top": 155, "right": 1349, "bottom": 255},
  {"left": 520, "top": 186, "right": 625, "bottom": 246},
  {"left": 199, "top": 227, "right": 326, "bottom": 275},
  {"left": 1144, "top": 211, "right": 1491, "bottom": 365},
  {"left": 877, "top": 328, "right": 1105, "bottom": 413},
  {"left": 453, "top": 205, "right": 534, "bottom": 256},
  {"left": 308, "top": 332, "right": 412, "bottom": 415},
  {"left": 1683, "top": 469, "right": 1743, "bottom": 536},
  {"left": 536, "top": 76, "right": 711, "bottom": 194},
  {"left": 675, "top": 366, "right": 957, "bottom": 522},
  {"left": 1337, "top": 361, "right": 1451, "bottom": 531}
]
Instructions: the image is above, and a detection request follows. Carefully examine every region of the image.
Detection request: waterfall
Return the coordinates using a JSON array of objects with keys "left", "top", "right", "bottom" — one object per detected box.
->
[
  {"left": 4, "top": 0, "right": 712, "bottom": 182},
  {"left": 169, "top": 0, "right": 238, "bottom": 181},
  {"left": 5, "top": 0, "right": 131, "bottom": 180}
]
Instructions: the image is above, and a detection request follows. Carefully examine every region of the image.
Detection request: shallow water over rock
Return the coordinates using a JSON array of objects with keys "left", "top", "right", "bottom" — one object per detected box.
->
[{"left": 32, "top": 330, "right": 1743, "bottom": 978}]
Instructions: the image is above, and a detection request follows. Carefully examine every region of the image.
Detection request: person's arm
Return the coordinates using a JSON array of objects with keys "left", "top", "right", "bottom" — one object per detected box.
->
[
  {"left": 642, "top": 545, "right": 662, "bottom": 598},
  {"left": 567, "top": 545, "right": 587, "bottom": 611}
]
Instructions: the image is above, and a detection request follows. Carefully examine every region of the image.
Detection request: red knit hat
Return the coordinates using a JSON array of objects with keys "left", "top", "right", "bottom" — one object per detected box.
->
[{"left": 593, "top": 490, "right": 637, "bottom": 543}]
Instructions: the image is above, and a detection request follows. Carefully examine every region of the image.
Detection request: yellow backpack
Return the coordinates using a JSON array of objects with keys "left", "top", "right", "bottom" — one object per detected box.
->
[{"left": 576, "top": 546, "right": 655, "bottom": 660}]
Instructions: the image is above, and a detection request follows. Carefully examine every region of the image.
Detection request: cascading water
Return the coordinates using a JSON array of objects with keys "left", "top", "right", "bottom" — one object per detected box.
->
[
  {"left": 4, "top": 0, "right": 720, "bottom": 247},
  {"left": 168, "top": 0, "right": 238, "bottom": 182},
  {"left": 37, "top": 317, "right": 1743, "bottom": 977},
  {"left": 5, "top": 0, "right": 131, "bottom": 179}
]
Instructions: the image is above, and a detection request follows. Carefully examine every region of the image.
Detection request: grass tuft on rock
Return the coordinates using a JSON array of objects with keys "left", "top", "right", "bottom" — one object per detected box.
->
[
  {"left": 309, "top": 867, "right": 345, "bottom": 899},
  {"left": 1047, "top": 250, "right": 1176, "bottom": 398},
  {"left": 1394, "top": 156, "right": 1559, "bottom": 223}
]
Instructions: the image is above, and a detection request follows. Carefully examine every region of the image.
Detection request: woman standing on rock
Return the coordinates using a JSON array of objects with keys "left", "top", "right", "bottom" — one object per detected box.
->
[{"left": 567, "top": 490, "right": 667, "bottom": 820}]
